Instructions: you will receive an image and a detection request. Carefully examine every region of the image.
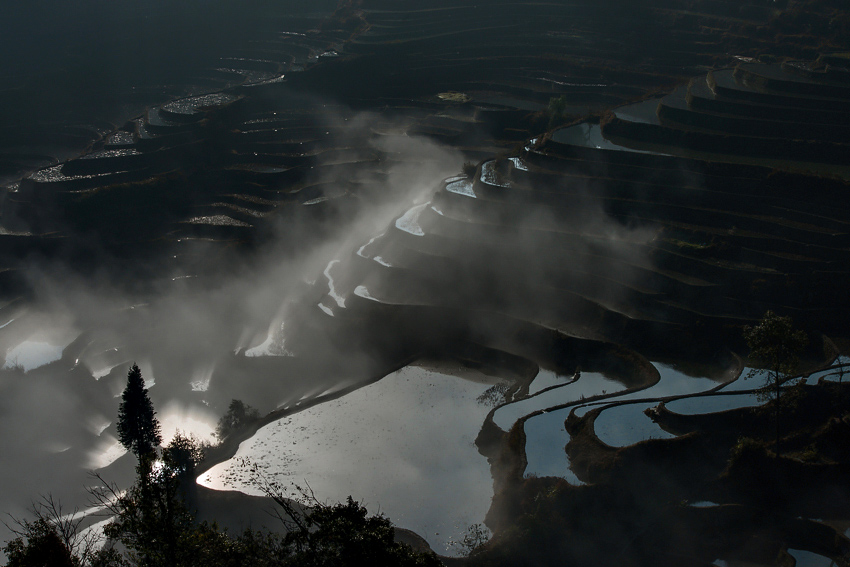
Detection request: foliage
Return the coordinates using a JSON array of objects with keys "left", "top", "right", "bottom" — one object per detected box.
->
[
  {"left": 162, "top": 432, "right": 205, "bottom": 487},
  {"left": 90, "top": 433, "right": 211, "bottom": 567},
  {"left": 2, "top": 496, "right": 125, "bottom": 567},
  {"left": 476, "top": 383, "right": 509, "bottom": 408},
  {"left": 215, "top": 399, "right": 261, "bottom": 441},
  {"left": 744, "top": 310, "right": 808, "bottom": 398},
  {"left": 4, "top": 518, "right": 76, "bottom": 567},
  {"left": 6, "top": 389, "right": 438, "bottom": 567},
  {"left": 117, "top": 365, "right": 162, "bottom": 461},
  {"left": 244, "top": 463, "right": 442, "bottom": 567},
  {"left": 547, "top": 95, "right": 571, "bottom": 129},
  {"left": 728, "top": 436, "right": 766, "bottom": 466},
  {"left": 743, "top": 311, "right": 808, "bottom": 455},
  {"left": 449, "top": 523, "right": 491, "bottom": 556},
  {"left": 436, "top": 91, "right": 471, "bottom": 103}
]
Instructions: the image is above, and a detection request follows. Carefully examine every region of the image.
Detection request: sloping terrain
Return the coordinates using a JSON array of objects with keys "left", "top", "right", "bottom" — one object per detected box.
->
[{"left": 1, "top": 0, "right": 850, "bottom": 564}]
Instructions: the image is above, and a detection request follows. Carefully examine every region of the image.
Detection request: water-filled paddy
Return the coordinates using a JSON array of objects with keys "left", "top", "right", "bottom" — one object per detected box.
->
[
  {"left": 664, "top": 392, "right": 761, "bottom": 414},
  {"left": 528, "top": 368, "right": 576, "bottom": 395},
  {"left": 524, "top": 363, "right": 730, "bottom": 479},
  {"left": 395, "top": 203, "right": 428, "bottom": 236},
  {"left": 199, "top": 365, "right": 495, "bottom": 556},
  {"left": 805, "top": 356, "right": 850, "bottom": 384},
  {"left": 4, "top": 340, "right": 68, "bottom": 371},
  {"left": 787, "top": 549, "right": 835, "bottom": 567},
  {"left": 3, "top": 326, "right": 79, "bottom": 372},
  {"left": 592, "top": 363, "right": 725, "bottom": 446},
  {"left": 493, "top": 372, "right": 621, "bottom": 431},
  {"left": 594, "top": 402, "right": 675, "bottom": 446},
  {"left": 523, "top": 410, "right": 585, "bottom": 484},
  {"left": 551, "top": 123, "right": 657, "bottom": 154},
  {"left": 445, "top": 178, "right": 476, "bottom": 198}
]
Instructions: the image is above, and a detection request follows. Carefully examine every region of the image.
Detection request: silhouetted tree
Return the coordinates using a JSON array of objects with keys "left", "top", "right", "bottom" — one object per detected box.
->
[
  {"left": 2, "top": 495, "right": 124, "bottom": 567},
  {"left": 162, "top": 431, "right": 205, "bottom": 493},
  {"left": 245, "top": 463, "right": 441, "bottom": 567},
  {"left": 95, "top": 435, "right": 208, "bottom": 567},
  {"left": 117, "top": 364, "right": 162, "bottom": 476},
  {"left": 215, "top": 399, "right": 260, "bottom": 441},
  {"left": 744, "top": 311, "right": 808, "bottom": 455}
]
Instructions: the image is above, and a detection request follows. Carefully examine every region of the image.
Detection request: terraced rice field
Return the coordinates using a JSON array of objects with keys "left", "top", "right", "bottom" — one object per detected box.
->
[{"left": 2, "top": 0, "right": 850, "bottom": 563}]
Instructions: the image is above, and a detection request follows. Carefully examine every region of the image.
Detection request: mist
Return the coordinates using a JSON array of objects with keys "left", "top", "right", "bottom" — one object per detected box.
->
[
  {"left": 3, "top": 0, "right": 844, "bottom": 564},
  {"left": 0, "top": 106, "right": 463, "bottom": 549}
]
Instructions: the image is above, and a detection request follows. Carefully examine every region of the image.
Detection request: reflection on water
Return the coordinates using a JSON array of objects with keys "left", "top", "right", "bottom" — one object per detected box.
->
[
  {"left": 787, "top": 549, "right": 835, "bottom": 567},
  {"left": 592, "top": 363, "right": 725, "bottom": 447},
  {"left": 806, "top": 356, "right": 850, "bottom": 385},
  {"left": 4, "top": 334, "right": 78, "bottom": 371},
  {"left": 594, "top": 402, "right": 674, "bottom": 447},
  {"left": 664, "top": 392, "right": 760, "bottom": 414},
  {"left": 524, "top": 410, "right": 584, "bottom": 484},
  {"left": 199, "top": 366, "right": 494, "bottom": 556},
  {"left": 395, "top": 203, "right": 427, "bottom": 236},
  {"left": 446, "top": 179, "right": 476, "bottom": 198},
  {"left": 525, "top": 363, "right": 729, "bottom": 479},
  {"left": 528, "top": 368, "right": 576, "bottom": 395},
  {"left": 493, "top": 372, "right": 621, "bottom": 431}
]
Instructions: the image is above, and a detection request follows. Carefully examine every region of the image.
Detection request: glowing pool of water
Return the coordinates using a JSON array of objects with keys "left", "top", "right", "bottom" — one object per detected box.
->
[
  {"left": 199, "top": 366, "right": 495, "bottom": 556},
  {"left": 446, "top": 179, "right": 476, "bottom": 198},
  {"left": 4, "top": 334, "right": 77, "bottom": 372},
  {"left": 395, "top": 203, "right": 427, "bottom": 236}
]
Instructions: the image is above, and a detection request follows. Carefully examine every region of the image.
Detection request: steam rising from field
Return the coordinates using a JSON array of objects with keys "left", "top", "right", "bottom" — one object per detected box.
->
[
  {"left": 0, "top": 97, "right": 664, "bottom": 555},
  {"left": 0, "top": 115, "right": 462, "bottom": 547}
]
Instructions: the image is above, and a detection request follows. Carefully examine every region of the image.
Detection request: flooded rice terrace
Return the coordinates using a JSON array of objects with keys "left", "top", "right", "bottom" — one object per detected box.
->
[
  {"left": 2, "top": 0, "right": 850, "bottom": 563},
  {"left": 200, "top": 365, "right": 497, "bottom": 556}
]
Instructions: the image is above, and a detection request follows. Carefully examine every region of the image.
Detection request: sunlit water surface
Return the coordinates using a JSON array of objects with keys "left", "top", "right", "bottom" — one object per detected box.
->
[{"left": 199, "top": 366, "right": 494, "bottom": 556}]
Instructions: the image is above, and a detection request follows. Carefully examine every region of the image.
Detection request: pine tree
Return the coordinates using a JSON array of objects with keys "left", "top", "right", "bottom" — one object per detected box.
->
[{"left": 117, "top": 364, "right": 162, "bottom": 461}]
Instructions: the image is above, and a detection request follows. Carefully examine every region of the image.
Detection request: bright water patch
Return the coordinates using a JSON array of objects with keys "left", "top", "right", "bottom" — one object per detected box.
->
[
  {"left": 354, "top": 285, "right": 380, "bottom": 302},
  {"left": 4, "top": 337, "right": 75, "bottom": 371},
  {"left": 592, "top": 364, "right": 723, "bottom": 447},
  {"left": 529, "top": 369, "right": 576, "bottom": 395},
  {"left": 720, "top": 367, "right": 764, "bottom": 391},
  {"left": 480, "top": 160, "right": 511, "bottom": 188},
  {"left": 395, "top": 203, "right": 427, "bottom": 236},
  {"left": 787, "top": 549, "right": 835, "bottom": 567},
  {"left": 446, "top": 179, "right": 476, "bottom": 198},
  {"left": 244, "top": 323, "right": 292, "bottom": 357},
  {"left": 199, "top": 366, "right": 493, "bottom": 556},
  {"left": 594, "top": 402, "right": 674, "bottom": 447},
  {"left": 323, "top": 260, "right": 346, "bottom": 308},
  {"left": 493, "top": 372, "right": 622, "bottom": 431},
  {"left": 805, "top": 356, "right": 850, "bottom": 384},
  {"left": 509, "top": 157, "right": 528, "bottom": 171},
  {"left": 356, "top": 233, "right": 385, "bottom": 258},
  {"left": 523, "top": 410, "right": 584, "bottom": 485},
  {"left": 551, "top": 123, "right": 657, "bottom": 154},
  {"left": 665, "top": 392, "right": 761, "bottom": 415},
  {"left": 525, "top": 363, "right": 725, "bottom": 477},
  {"left": 619, "top": 363, "right": 722, "bottom": 400}
]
